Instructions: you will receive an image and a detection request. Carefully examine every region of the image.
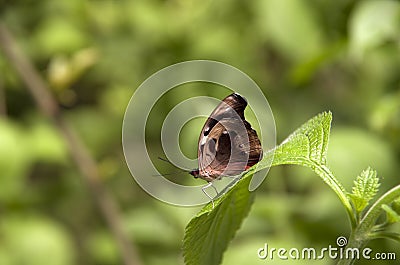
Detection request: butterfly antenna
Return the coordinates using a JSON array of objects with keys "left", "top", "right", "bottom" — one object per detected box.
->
[
  {"left": 152, "top": 170, "right": 187, "bottom": 177},
  {"left": 154, "top": 156, "right": 187, "bottom": 177},
  {"left": 157, "top": 157, "right": 186, "bottom": 172},
  {"left": 157, "top": 156, "right": 170, "bottom": 163}
]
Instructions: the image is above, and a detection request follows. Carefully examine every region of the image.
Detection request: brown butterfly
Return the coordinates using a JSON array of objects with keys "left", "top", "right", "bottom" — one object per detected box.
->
[{"left": 190, "top": 93, "right": 263, "bottom": 200}]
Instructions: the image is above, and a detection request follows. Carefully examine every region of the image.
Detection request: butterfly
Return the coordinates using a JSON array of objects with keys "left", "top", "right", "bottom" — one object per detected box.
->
[{"left": 189, "top": 93, "right": 263, "bottom": 203}]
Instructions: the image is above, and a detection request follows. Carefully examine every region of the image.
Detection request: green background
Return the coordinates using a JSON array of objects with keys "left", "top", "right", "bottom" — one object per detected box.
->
[{"left": 1, "top": 0, "right": 399, "bottom": 264}]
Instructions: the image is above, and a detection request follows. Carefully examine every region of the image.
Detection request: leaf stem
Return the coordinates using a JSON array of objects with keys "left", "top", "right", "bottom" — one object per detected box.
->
[
  {"left": 359, "top": 184, "right": 400, "bottom": 233},
  {"left": 314, "top": 164, "right": 357, "bottom": 229},
  {"left": 336, "top": 184, "right": 400, "bottom": 265},
  {"left": 369, "top": 231, "right": 400, "bottom": 242},
  {"left": 270, "top": 157, "right": 357, "bottom": 229}
]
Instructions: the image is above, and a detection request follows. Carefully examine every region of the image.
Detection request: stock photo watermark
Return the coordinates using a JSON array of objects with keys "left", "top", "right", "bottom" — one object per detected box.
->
[
  {"left": 122, "top": 60, "right": 276, "bottom": 206},
  {"left": 257, "top": 236, "right": 397, "bottom": 261}
]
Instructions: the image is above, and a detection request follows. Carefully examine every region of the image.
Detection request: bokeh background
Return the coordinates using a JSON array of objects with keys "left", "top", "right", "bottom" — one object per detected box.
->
[{"left": 1, "top": 0, "right": 399, "bottom": 264}]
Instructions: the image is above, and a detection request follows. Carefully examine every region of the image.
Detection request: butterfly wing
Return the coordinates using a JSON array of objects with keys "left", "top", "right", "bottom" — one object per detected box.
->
[{"left": 197, "top": 93, "right": 262, "bottom": 182}]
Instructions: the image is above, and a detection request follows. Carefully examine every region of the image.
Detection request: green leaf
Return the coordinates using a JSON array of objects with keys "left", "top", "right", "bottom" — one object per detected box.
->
[
  {"left": 257, "top": 112, "right": 348, "bottom": 221},
  {"left": 183, "top": 175, "right": 254, "bottom": 265},
  {"left": 349, "top": 167, "right": 380, "bottom": 213},
  {"left": 265, "top": 112, "right": 353, "bottom": 226},
  {"left": 183, "top": 111, "right": 351, "bottom": 265},
  {"left": 270, "top": 111, "right": 331, "bottom": 166},
  {"left": 359, "top": 184, "right": 400, "bottom": 233}
]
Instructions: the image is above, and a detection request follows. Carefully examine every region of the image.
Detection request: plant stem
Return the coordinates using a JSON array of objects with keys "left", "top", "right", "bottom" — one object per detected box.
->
[
  {"left": 267, "top": 149, "right": 357, "bottom": 229},
  {"left": 336, "top": 231, "right": 366, "bottom": 265},
  {"left": 316, "top": 164, "right": 357, "bottom": 228},
  {"left": 359, "top": 184, "right": 400, "bottom": 232},
  {"left": 336, "top": 184, "right": 400, "bottom": 265}
]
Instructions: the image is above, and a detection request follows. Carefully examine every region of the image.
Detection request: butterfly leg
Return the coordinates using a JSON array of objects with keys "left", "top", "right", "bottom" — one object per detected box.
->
[{"left": 201, "top": 182, "right": 218, "bottom": 208}]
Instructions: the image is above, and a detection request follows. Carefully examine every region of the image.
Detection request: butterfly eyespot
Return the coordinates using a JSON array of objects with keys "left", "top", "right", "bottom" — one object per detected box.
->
[
  {"left": 200, "top": 135, "right": 208, "bottom": 146},
  {"left": 208, "top": 138, "right": 216, "bottom": 153}
]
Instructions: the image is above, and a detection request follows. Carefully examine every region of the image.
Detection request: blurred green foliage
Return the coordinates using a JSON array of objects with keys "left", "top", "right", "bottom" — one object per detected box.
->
[{"left": 0, "top": 0, "right": 399, "bottom": 264}]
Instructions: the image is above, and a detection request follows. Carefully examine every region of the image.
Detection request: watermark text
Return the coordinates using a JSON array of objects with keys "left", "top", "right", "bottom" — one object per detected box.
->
[{"left": 257, "top": 236, "right": 396, "bottom": 261}]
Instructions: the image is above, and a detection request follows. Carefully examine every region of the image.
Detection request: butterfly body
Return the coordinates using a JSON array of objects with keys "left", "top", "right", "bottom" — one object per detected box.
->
[{"left": 190, "top": 93, "right": 262, "bottom": 182}]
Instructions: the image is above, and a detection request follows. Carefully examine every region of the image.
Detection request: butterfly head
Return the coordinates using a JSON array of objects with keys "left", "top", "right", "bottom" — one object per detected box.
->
[{"left": 189, "top": 169, "right": 200, "bottom": 178}]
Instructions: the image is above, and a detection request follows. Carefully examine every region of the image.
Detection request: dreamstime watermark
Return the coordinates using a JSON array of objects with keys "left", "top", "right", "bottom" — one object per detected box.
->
[
  {"left": 122, "top": 60, "right": 276, "bottom": 206},
  {"left": 257, "top": 236, "right": 397, "bottom": 261}
]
